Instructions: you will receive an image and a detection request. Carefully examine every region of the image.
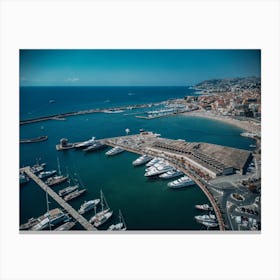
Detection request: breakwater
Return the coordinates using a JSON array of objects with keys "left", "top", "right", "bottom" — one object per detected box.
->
[{"left": 20, "top": 102, "right": 162, "bottom": 125}]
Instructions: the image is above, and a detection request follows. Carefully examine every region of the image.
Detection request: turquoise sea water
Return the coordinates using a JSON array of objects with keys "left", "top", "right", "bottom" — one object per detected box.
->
[{"left": 20, "top": 86, "right": 255, "bottom": 230}]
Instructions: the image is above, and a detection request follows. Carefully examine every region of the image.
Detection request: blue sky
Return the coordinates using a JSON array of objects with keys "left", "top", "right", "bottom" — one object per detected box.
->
[{"left": 20, "top": 50, "right": 261, "bottom": 86}]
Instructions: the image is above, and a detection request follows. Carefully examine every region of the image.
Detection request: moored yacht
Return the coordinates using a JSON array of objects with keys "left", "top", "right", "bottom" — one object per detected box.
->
[
  {"left": 145, "top": 160, "right": 166, "bottom": 172},
  {"left": 159, "top": 169, "right": 184, "bottom": 179},
  {"left": 46, "top": 175, "right": 68, "bottom": 186},
  {"left": 58, "top": 184, "right": 79, "bottom": 197},
  {"left": 167, "top": 176, "right": 195, "bottom": 188},
  {"left": 46, "top": 157, "right": 68, "bottom": 186},
  {"left": 83, "top": 141, "right": 107, "bottom": 152},
  {"left": 38, "top": 170, "right": 56, "bottom": 179},
  {"left": 89, "top": 190, "right": 113, "bottom": 227},
  {"left": 194, "top": 214, "right": 217, "bottom": 224},
  {"left": 105, "top": 146, "right": 124, "bottom": 156},
  {"left": 31, "top": 209, "right": 70, "bottom": 231},
  {"left": 195, "top": 204, "right": 213, "bottom": 211},
  {"left": 107, "top": 210, "right": 127, "bottom": 231},
  {"left": 145, "top": 157, "right": 162, "bottom": 167},
  {"left": 132, "top": 155, "right": 153, "bottom": 166},
  {"left": 144, "top": 163, "right": 173, "bottom": 177},
  {"left": 75, "top": 137, "right": 96, "bottom": 149},
  {"left": 64, "top": 189, "right": 86, "bottom": 201},
  {"left": 78, "top": 199, "right": 100, "bottom": 214},
  {"left": 31, "top": 161, "right": 46, "bottom": 173},
  {"left": 200, "top": 220, "right": 218, "bottom": 228}
]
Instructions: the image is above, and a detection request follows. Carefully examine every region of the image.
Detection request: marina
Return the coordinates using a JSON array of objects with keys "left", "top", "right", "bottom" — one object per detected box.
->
[
  {"left": 20, "top": 167, "right": 96, "bottom": 231},
  {"left": 54, "top": 132, "right": 240, "bottom": 230}
]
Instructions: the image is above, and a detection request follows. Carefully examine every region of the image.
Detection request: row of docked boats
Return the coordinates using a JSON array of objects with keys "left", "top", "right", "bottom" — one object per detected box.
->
[
  {"left": 20, "top": 187, "right": 126, "bottom": 231},
  {"left": 76, "top": 137, "right": 125, "bottom": 156},
  {"left": 132, "top": 155, "right": 195, "bottom": 189},
  {"left": 20, "top": 208, "right": 72, "bottom": 231},
  {"left": 20, "top": 158, "right": 69, "bottom": 187}
]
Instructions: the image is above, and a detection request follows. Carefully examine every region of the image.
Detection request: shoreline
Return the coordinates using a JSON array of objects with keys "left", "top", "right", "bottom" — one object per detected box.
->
[{"left": 182, "top": 110, "right": 261, "bottom": 135}]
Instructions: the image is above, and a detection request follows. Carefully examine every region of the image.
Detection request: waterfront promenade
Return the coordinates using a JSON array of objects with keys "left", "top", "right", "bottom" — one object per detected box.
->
[{"left": 21, "top": 167, "right": 96, "bottom": 231}]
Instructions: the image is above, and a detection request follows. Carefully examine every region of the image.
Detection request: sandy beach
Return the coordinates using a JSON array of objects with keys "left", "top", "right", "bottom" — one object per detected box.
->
[{"left": 182, "top": 110, "right": 261, "bottom": 135}]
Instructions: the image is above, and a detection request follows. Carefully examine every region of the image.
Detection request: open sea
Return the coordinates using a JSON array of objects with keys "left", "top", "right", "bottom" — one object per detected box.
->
[{"left": 20, "top": 86, "right": 255, "bottom": 231}]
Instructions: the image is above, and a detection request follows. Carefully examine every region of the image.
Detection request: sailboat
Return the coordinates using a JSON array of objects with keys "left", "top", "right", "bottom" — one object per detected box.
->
[
  {"left": 89, "top": 190, "right": 113, "bottom": 227},
  {"left": 46, "top": 157, "right": 68, "bottom": 186},
  {"left": 107, "top": 209, "right": 127, "bottom": 231}
]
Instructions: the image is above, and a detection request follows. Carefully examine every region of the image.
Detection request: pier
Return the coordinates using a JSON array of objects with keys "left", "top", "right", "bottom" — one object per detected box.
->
[{"left": 21, "top": 167, "right": 96, "bottom": 231}]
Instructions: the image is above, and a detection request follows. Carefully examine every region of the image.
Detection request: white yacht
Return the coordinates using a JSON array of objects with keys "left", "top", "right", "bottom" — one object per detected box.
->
[
  {"left": 31, "top": 209, "right": 70, "bottom": 231},
  {"left": 159, "top": 169, "right": 184, "bottom": 179},
  {"left": 75, "top": 137, "right": 96, "bottom": 149},
  {"left": 38, "top": 170, "right": 56, "bottom": 179},
  {"left": 201, "top": 221, "right": 218, "bottom": 228},
  {"left": 46, "top": 175, "right": 68, "bottom": 186},
  {"left": 145, "top": 160, "right": 166, "bottom": 172},
  {"left": 78, "top": 199, "right": 100, "bottom": 214},
  {"left": 195, "top": 204, "right": 213, "bottom": 211},
  {"left": 31, "top": 161, "right": 46, "bottom": 173},
  {"left": 194, "top": 214, "right": 217, "bottom": 223},
  {"left": 132, "top": 155, "right": 153, "bottom": 166},
  {"left": 58, "top": 184, "right": 79, "bottom": 197},
  {"left": 83, "top": 141, "right": 107, "bottom": 152},
  {"left": 105, "top": 146, "right": 124, "bottom": 156},
  {"left": 145, "top": 157, "right": 162, "bottom": 167},
  {"left": 107, "top": 210, "right": 127, "bottom": 231},
  {"left": 94, "top": 211, "right": 113, "bottom": 228},
  {"left": 167, "top": 176, "right": 195, "bottom": 188},
  {"left": 89, "top": 190, "right": 113, "bottom": 227},
  {"left": 144, "top": 163, "right": 173, "bottom": 177}
]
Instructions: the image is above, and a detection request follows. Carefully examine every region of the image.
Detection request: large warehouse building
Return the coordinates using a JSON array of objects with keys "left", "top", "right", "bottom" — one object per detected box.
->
[{"left": 149, "top": 139, "right": 252, "bottom": 178}]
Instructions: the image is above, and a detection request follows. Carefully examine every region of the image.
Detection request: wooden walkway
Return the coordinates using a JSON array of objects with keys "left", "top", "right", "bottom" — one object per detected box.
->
[{"left": 21, "top": 167, "right": 96, "bottom": 231}]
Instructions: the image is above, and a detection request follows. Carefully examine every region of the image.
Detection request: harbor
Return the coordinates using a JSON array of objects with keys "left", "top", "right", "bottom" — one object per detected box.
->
[
  {"left": 19, "top": 85, "right": 261, "bottom": 231},
  {"left": 51, "top": 131, "right": 256, "bottom": 231}
]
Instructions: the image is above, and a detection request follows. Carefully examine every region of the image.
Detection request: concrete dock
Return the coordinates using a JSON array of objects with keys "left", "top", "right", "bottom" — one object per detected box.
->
[{"left": 21, "top": 167, "right": 96, "bottom": 231}]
